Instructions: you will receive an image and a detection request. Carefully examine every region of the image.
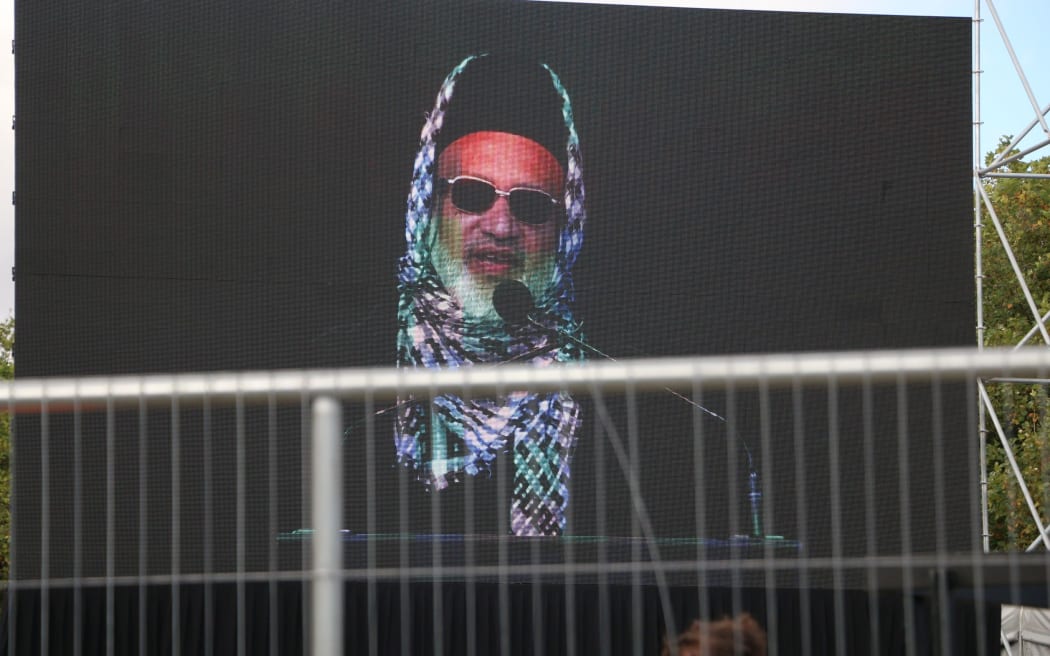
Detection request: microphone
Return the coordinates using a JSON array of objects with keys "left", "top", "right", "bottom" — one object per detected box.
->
[
  {"left": 492, "top": 279, "right": 535, "bottom": 328},
  {"left": 493, "top": 281, "right": 766, "bottom": 539}
]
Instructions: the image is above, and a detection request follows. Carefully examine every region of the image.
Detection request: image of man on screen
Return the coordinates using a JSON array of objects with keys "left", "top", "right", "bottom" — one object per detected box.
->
[{"left": 394, "top": 54, "right": 587, "bottom": 537}]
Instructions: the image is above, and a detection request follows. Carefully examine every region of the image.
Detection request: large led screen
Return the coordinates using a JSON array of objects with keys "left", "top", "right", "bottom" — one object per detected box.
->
[{"left": 14, "top": 2, "right": 973, "bottom": 579}]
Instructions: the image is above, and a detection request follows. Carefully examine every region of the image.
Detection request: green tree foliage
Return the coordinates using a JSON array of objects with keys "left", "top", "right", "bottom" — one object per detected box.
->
[
  {"left": 982, "top": 137, "right": 1050, "bottom": 550},
  {"left": 0, "top": 315, "right": 10, "bottom": 578}
]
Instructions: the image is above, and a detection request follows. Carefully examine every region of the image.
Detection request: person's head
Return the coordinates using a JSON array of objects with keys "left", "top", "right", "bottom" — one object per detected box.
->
[
  {"left": 660, "top": 614, "right": 768, "bottom": 656},
  {"left": 404, "top": 53, "right": 584, "bottom": 323}
]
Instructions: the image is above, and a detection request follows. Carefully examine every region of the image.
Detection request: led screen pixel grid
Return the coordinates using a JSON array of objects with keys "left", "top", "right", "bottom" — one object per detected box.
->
[{"left": 13, "top": 1, "right": 973, "bottom": 576}]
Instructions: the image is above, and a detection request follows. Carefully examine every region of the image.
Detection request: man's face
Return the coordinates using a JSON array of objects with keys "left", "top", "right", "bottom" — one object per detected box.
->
[{"left": 432, "top": 131, "right": 562, "bottom": 319}]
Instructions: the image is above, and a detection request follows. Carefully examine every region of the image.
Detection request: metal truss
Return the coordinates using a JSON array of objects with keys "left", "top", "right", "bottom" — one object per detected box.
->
[
  {"left": 974, "top": 0, "right": 1050, "bottom": 555},
  {"left": 974, "top": 1, "right": 1050, "bottom": 650},
  {"left": 970, "top": 3, "right": 1050, "bottom": 650}
]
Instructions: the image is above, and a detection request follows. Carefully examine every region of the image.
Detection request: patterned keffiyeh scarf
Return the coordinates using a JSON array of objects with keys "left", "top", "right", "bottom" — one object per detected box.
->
[{"left": 395, "top": 54, "right": 587, "bottom": 536}]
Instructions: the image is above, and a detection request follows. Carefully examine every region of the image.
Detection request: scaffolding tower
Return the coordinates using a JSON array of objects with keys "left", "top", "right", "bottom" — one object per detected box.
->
[{"left": 974, "top": 1, "right": 1050, "bottom": 652}]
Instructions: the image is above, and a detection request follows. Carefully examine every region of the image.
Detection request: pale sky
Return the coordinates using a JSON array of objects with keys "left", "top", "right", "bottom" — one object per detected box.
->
[{"left": 1, "top": 0, "right": 1047, "bottom": 322}]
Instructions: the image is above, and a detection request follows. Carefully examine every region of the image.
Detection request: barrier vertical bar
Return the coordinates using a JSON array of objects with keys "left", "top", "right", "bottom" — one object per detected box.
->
[
  {"left": 311, "top": 396, "right": 343, "bottom": 656},
  {"left": 203, "top": 397, "right": 214, "bottom": 656},
  {"left": 268, "top": 392, "right": 279, "bottom": 656},
  {"left": 171, "top": 396, "right": 181, "bottom": 656},
  {"left": 236, "top": 394, "right": 247, "bottom": 656},
  {"left": 137, "top": 396, "right": 148, "bottom": 656},
  {"left": 40, "top": 400, "right": 49, "bottom": 656},
  {"left": 72, "top": 397, "right": 82, "bottom": 656},
  {"left": 105, "top": 397, "right": 115, "bottom": 656}
]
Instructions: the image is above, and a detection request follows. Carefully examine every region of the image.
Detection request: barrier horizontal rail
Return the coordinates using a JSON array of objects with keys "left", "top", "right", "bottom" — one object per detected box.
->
[
  {"left": 2, "top": 347, "right": 1049, "bottom": 406},
  {"left": 3, "top": 551, "right": 1048, "bottom": 590}
]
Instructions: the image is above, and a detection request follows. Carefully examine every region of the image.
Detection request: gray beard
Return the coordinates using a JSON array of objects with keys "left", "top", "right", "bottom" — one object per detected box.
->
[{"left": 430, "top": 238, "right": 556, "bottom": 323}]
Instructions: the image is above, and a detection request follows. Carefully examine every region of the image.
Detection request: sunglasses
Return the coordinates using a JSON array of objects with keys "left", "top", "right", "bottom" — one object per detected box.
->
[{"left": 438, "top": 175, "right": 562, "bottom": 226}]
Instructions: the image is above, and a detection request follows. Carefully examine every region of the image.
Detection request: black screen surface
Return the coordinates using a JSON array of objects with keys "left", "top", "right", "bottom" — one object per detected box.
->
[{"left": 14, "top": 1, "right": 973, "bottom": 576}]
